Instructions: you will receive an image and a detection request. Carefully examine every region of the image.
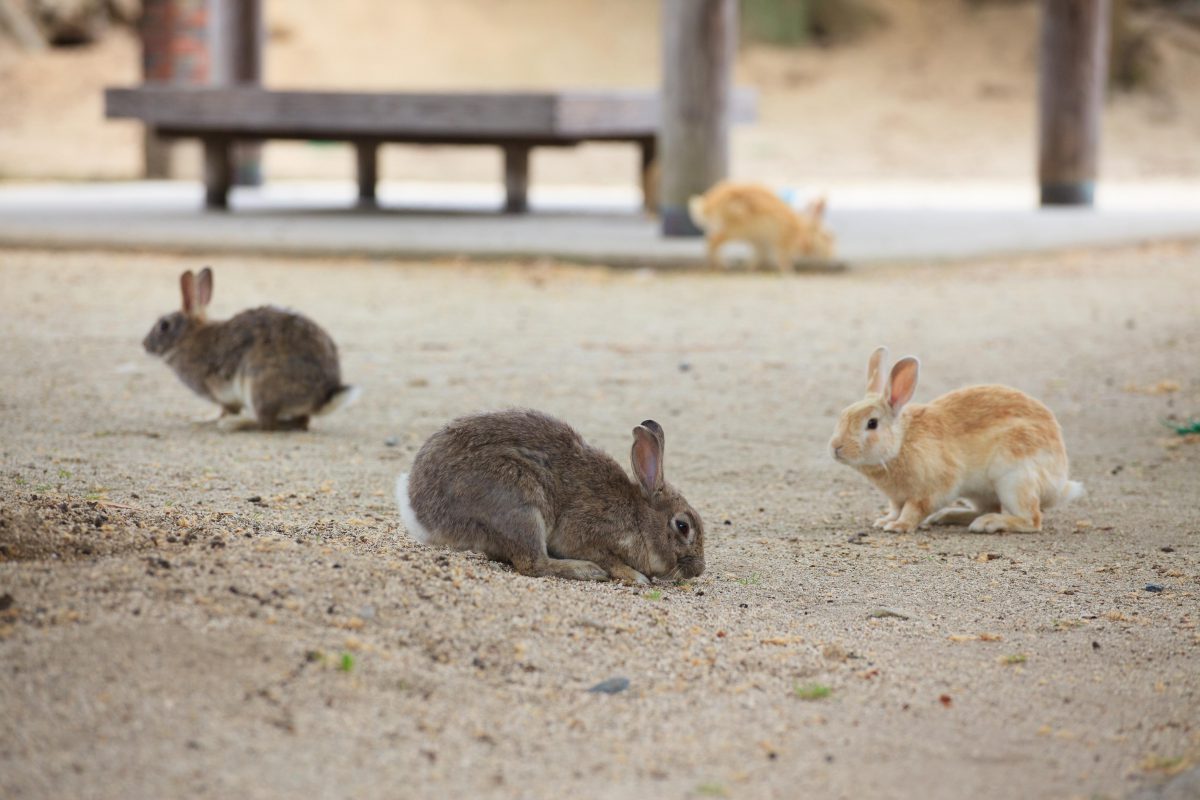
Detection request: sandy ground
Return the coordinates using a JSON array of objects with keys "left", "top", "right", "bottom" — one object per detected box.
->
[
  {"left": 0, "top": 244, "right": 1198, "bottom": 799},
  {"left": 1, "top": 0, "right": 1199, "bottom": 185}
]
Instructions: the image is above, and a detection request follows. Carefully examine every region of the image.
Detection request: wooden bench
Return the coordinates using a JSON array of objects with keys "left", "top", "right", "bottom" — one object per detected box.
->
[{"left": 105, "top": 86, "right": 756, "bottom": 212}]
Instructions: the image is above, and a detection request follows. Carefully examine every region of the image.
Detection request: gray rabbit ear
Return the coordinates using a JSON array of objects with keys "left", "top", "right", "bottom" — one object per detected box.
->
[
  {"left": 180, "top": 270, "right": 198, "bottom": 316},
  {"left": 639, "top": 419, "right": 664, "bottom": 444},
  {"left": 867, "top": 346, "right": 889, "bottom": 394},
  {"left": 196, "top": 267, "right": 214, "bottom": 309},
  {"left": 631, "top": 422, "right": 665, "bottom": 496}
]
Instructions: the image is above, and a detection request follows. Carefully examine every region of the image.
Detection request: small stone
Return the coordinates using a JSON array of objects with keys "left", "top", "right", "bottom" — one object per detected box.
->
[
  {"left": 384, "top": 436, "right": 399, "bottom": 448},
  {"left": 0, "top": 593, "right": 13, "bottom": 612},
  {"left": 588, "top": 677, "right": 630, "bottom": 694},
  {"left": 1144, "top": 583, "right": 1165, "bottom": 593},
  {"left": 723, "top": 519, "right": 732, "bottom": 526},
  {"left": 359, "top": 605, "right": 376, "bottom": 620},
  {"left": 246, "top": 496, "right": 262, "bottom": 504},
  {"left": 1092, "top": 641, "right": 1100, "bottom": 650},
  {"left": 678, "top": 362, "right": 692, "bottom": 372},
  {"left": 1160, "top": 546, "right": 1175, "bottom": 553},
  {"left": 868, "top": 608, "right": 911, "bottom": 620}
]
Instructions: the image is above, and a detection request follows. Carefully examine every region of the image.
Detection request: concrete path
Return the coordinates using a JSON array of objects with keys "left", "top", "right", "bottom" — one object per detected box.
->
[{"left": 0, "top": 180, "right": 1198, "bottom": 266}]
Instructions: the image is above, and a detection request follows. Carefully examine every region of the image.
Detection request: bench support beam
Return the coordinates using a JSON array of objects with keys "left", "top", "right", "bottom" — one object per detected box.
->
[
  {"left": 356, "top": 141, "right": 379, "bottom": 207},
  {"left": 203, "top": 137, "right": 232, "bottom": 210},
  {"left": 503, "top": 144, "right": 530, "bottom": 214},
  {"left": 640, "top": 138, "right": 658, "bottom": 214}
]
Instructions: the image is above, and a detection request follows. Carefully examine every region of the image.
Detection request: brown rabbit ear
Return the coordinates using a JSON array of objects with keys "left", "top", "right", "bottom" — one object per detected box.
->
[
  {"left": 867, "top": 346, "right": 889, "bottom": 394},
  {"left": 180, "top": 270, "right": 198, "bottom": 317},
  {"left": 886, "top": 357, "right": 920, "bottom": 412},
  {"left": 196, "top": 267, "right": 214, "bottom": 309},
  {"left": 807, "top": 196, "right": 827, "bottom": 219},
  {"left": 631, "top": 420, "right": 665, "bottom": 496}
]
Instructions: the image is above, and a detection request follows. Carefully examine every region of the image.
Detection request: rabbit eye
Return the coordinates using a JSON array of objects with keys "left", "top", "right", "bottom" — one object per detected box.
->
[
  {"left": 866, "top": 418, "right": 879, "bottom": 430},
  {"left": 159, "top": 319, "right": 170, "bottom": 332},
  {"left": 674, "top": 518, "right": 690, "bottom": 536}
]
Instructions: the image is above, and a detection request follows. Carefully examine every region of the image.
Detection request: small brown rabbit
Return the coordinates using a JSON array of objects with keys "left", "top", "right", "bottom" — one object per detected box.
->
[
  {"left": 397, "top": 410, "right": 705, "bottom": 584},
  {"left": 829, "top": 347, "right": 1084, "bottom": 533},
  {"left": 688, "top": 181, "right": 834, "bottom": 271},
  {"left": 142, "top": 267, "right": 358, "bottom": 431}
]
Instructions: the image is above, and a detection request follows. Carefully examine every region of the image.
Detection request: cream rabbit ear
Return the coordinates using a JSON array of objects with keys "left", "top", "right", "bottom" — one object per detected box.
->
[
  {"left": 180, "top": 270, "right": 198, "bottom": 317},
  {"left": 867, "top": 346, "right": 889, "bottom": 394},
  {"left": 807, "top": 195, "right": 827, "bottom": 219},
  {"left": 886, "top": 357, "right": 920, "bottom": 412},
  {"left": 196, "top": 267, "right": 214, "bottom": 309},
  {"left": 631, "top": 420, "right": 665, "bottom": 497}
]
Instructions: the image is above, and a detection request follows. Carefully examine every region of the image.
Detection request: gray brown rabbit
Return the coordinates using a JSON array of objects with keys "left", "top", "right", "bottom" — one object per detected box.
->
[
  {"left": 142, "top": 267, "right": 358, "bottom": 431},
  {"left": 397, "top": 410, "right": 705, "bottom": 584}
]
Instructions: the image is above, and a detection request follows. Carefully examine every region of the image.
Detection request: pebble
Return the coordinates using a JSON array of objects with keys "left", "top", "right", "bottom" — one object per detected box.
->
[
  {"left": 868, "top": 608, "right": 911, "bottom": 620},
  {"left": 359, "top": 605, "right": 376, "bottom": 620},
  {"left": 588, "top": 677, "right": 630, "bottom": 694},
  {"left": 384, "top": 436, "right": 399, "bottom": 447},
  {"left": 1160, "top": 546, "right": 1175, "bottom": 553},
  {"left": 1144, "top": 584, "right": 1165, "bottom": 593},
  {"left": 0, "top": 593, "right": 13, "bottom": 611}
]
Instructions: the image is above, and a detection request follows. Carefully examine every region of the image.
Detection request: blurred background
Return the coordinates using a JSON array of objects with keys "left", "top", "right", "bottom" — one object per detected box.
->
[{"left": 1, "top": 0, "right": 1197, "bottom": 189}]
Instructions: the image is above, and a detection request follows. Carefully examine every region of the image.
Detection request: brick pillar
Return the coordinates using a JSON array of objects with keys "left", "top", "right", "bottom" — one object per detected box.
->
[
  {"left": 139, "top": 0, "right": 262, "bottom": 186},
  {"left": 140, "top": 0, "right": 210, "bottom": 178}
]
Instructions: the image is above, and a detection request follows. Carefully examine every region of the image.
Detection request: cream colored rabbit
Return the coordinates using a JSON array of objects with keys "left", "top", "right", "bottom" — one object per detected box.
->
[
  {"left": 829, "top": 347, "right": 1084, "bottom": 533},
  {"left": 688, "top": 181, "right": 834, "bottom": 271}
]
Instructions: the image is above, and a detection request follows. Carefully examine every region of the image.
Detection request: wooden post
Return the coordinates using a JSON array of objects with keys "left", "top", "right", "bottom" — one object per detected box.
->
[
  {"left": 1038, "top": 0, "right": 1110, "bottom": 206},
  {"left": 210, "top": 0, "right": 263, "bottom": 186},
  {"left": 660, "top": 0, "right": 736, "bottom": 236},
  {"left": 355, "top": 141, "right": 379, "bottom": 207},
  {"left": 503, "top": 144, "right": 531, "bottom": 214}
]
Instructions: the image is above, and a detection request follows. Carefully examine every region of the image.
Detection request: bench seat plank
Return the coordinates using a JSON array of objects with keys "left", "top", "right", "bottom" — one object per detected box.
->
[{"left": 104, "top": 86, "right": 756, "bottom": 210}]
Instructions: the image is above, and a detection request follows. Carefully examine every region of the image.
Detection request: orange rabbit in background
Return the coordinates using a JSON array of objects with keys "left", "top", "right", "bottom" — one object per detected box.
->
[{"left": 688, "top": 181, "right": 835, "bottom": 271}]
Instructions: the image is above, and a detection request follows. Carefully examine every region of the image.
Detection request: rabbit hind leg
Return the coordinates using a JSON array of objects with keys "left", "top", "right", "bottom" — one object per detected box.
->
[
  {"left": 970, "top": 472, "right": 1043, "bottom": 533},
  {"left": 477, "top": 506, "right": 607, "bottom": 582},
  {"left": 926, "top": 500, "right": 995, "bottom": 527}
]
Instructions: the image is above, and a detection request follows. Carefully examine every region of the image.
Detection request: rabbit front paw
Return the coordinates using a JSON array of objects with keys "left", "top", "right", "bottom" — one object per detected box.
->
[{"left": 606, "top": 564, "right": 650, "bottom": 585}]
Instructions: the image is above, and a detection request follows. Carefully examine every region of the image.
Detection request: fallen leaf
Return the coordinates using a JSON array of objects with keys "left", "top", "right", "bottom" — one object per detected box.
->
[
  {"left": 761, "top": 636, "right": 804, "bottom": 646},
  {"left": 1123, "top": 380, "right": 1180, "bottom": 395}
]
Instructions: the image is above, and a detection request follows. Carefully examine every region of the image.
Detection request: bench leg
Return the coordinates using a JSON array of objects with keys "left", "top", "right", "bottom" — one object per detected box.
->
[
  {"left": 640, "top": 138, "right": 659, "bottom": 215},
  {"left": 503, "top": 144, "right": 530, "bottom": 214},
  {"left": 203, "top": 138, "right": 232, "bottom": 210},
  {"left": 355, "top": 141, "right": 378, "bottom": 207},
  {"left": 144, "top": 127, "right": 171, "bottom": 179}
]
